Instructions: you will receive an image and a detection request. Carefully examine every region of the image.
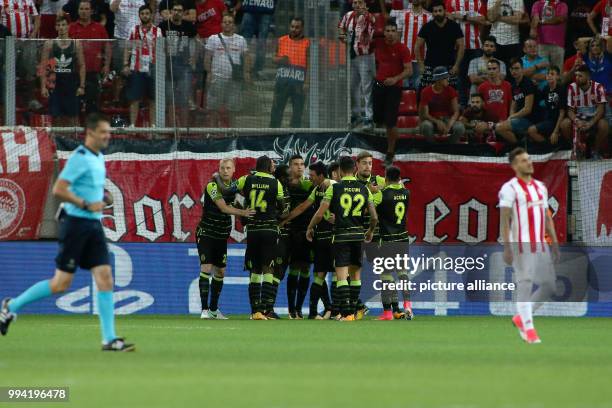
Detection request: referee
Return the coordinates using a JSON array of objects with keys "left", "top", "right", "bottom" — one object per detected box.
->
[{"left": 0, "top": 114, "right": 134, "bottom": 352}]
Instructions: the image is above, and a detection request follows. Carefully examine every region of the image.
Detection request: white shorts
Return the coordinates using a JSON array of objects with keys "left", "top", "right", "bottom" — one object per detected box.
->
[{"left": 512, "top": 249, "right": 556, "bottom": 284}]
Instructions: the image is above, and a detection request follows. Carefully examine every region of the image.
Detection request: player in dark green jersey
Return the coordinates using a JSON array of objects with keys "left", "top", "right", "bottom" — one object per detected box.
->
[
  {"left": 328, "top": 161, "right": 340, "bottom": 182},
  {"left": 373, "top": 165, "right": 414, "bottom": 320},
  {"left": 281, "top": 161, "right": 333, "bottom": 319},
  {"left": 262, "top": 164, "right": 291, "bottom": 320},
  {"left": 236, "top": 156, "right": 285, "bottom": 320},
  {"left": 285, "top": 155, "right": 315, "bottom": 319},
  {"left": 196, "top": 159, "right": 255, "bottom": 320},
  {"left": 307, "top": 156, "right": 378, "bottom": 321},
  {"left": 355, "top": 151, "right": 386, "bottom": 319}
]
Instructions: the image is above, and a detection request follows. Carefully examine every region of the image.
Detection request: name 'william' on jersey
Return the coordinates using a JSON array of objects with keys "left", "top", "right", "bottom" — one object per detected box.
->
[
  {"left": 238, "top": 172, "right": 284, "bottom": 232},
  {"left": 375, "top": 184, "right": 410, "bottom": 242},
  {"left": 324, "top": 176, "right": 373, "bottom": 243}
]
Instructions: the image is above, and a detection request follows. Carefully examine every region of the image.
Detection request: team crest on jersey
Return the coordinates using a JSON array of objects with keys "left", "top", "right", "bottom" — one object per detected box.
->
[
  {"left": 273, "top": 134, "right": 351, "bottom": 165},
  {"left": 0, "top": 178, "right": 26, "bottom": 239}
]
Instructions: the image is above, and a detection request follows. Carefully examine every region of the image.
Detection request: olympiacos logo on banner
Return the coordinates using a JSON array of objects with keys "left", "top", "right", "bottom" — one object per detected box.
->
[{"left": 0, "top": 179, "right": 26, "bottom": 239}]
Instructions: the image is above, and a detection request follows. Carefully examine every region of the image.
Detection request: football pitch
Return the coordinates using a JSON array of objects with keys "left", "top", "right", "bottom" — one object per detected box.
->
[{"left": 2, "top": 315, "right": 611, "bottom": 408}]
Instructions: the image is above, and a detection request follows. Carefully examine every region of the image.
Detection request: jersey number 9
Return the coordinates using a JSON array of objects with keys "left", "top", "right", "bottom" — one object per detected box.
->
[{"left": 395, "top": 202, "right": 406, "bottom": 224}]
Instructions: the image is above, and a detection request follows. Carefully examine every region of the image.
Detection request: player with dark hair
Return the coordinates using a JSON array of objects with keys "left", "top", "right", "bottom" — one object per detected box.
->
[
  {"left": 0, "top": 113, "right": 134, "bottom": 351},
  {"left": 307, "top": 156, "right": 378, "bottom": 321},
  {"left": 196, "top": 159, "right": 255, "bottom": 320},
  {"left": 236, "top": 155, "right": 285, "bottom": 320},
  {"left": 373, "top": 166, "right": 413, "bottom": 320},
  {"left": 264, "top": 163, "right": 291, "bottom": 320},
  {"left": 328, "top": 161, "right": 340, "bottom": 181},
  {"left": 285, "top": 154, "right": 315, "bottom": 319},
  {"left": 281, "top": 161, "right": 334, "bottom": 319}
]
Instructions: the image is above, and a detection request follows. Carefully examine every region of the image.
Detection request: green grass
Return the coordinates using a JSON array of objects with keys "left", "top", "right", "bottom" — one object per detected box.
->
[{"left": 1, "top": 315, "right": 612, "bottom": 408}]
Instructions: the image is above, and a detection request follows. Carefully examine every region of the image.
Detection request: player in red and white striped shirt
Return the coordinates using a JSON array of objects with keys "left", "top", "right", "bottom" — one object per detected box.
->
[
  {"left": 339, "top": 0, "right": 376, "bottom": 128},
  {"left": 445, "top": 0, "right": 488, "bottom": 104},
  {"left": 499, "top": 147, "right": 560, "bottom": 344},
  {"left": 122, "top": 5, "right": 161, "bottom": 127},
  {"left": 0, "top": 0, "right": 39, "bottom": 38},
  {"left": 560, "top": 65, "right": 609, "bottom": 159},
  {"left": 390, "top": 0, "right": 431, "bottom": 89}
]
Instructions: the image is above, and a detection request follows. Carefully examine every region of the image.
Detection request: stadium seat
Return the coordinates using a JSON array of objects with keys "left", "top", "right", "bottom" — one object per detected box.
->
[
  {"left": 398, "top": 90, "right": 418, "bottom": 115},
  {"left": 397, "top": 115, "right": 419, "bottom": 130}
]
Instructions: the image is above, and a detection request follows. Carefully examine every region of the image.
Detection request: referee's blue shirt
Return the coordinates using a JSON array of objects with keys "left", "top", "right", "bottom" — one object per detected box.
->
[{"left": 58, "top": 145, "right": 106, "bottom": 220}]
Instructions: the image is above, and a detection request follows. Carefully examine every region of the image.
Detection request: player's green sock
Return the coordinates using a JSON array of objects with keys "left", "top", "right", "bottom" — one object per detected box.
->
[
  {"left": 398, "top": 272, "right": 411, "bottom": 305},
  {"left": 7, "top": 279, "right": 52, "bottom": 313},
  {"left": 349, "top": 280, "right": 362, "bottom": 313},
  {"left": 209, "top": 275, "right": 223, "bottom": 312},
  {"left": 199, "top": 272, "right": 210, "bottom": 310},
  {"left": 261, "top": 273, "right": 275, "bottom": 312},
  {"left": 287, "top": 269, "right": 299, "bottom": 314},
  {"left": 248, "top": 273, "right": 264, "bottom": 313},
  {"left": 336, "top": 279, "right": 351, "bottom": 317},
  {"left": 97, "top": 290, "right": 117, "bottom": 344},
  {"left": 296, "top": 271, "right": 310, "bottom": 313}
]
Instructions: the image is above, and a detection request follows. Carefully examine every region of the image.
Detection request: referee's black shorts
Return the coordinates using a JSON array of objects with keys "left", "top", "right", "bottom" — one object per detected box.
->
[
  {"left": 373, "top": 81, "right": 402, "bottom": 129},
  {"left": 55, "top": 214, "right": 109, "bottom": 273}
]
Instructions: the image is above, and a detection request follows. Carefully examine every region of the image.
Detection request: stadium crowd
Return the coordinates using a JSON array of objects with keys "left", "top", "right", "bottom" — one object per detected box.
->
[{"left": 0, "top": 0, "right": 610, "bottom": 158}]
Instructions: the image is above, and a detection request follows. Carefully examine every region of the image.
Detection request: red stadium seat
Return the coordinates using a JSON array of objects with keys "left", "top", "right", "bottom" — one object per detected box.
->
[
  {"left": 396, "top": 115, "right": 419, "bottom": 130},
  {"left": 398, "top": 90, "right": 417, "bottom": 115}
]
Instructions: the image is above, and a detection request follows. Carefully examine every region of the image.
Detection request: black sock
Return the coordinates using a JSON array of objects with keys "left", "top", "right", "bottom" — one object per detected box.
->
[
  {"left": 209, "top": 275, "right": 223, "bottom": 312},
  {"left": 199, "top": 272, "right": 210, "bottom": 310},
  {"left": 320, "top": 280, "right": 331, "bottom": 311},
  {"left": 330, "top": 280, "right": 339, "bottom": 315},
  {"left": 296, "top": 272, "right": 310, "bottom": 312},
  {"left": 261, "top": 273, "right": 275, "bottom": 313},
  {"left": 248, "top": 273, "right": 263, "bottom": 314},
  {"left": 286, "top": 270, "right": 299, "bottom": 314},
  {"left": 309, "top": 278, "right": 323, "bottom": 317},
  {"left": 391, "top": 302, "right": 401, "bottom": 313},
  {"left": 337, "top": 280, "right": 351, "bottom": 316},
  {"left": 349, "top": 281, "right": 362, "bottom": 313}
]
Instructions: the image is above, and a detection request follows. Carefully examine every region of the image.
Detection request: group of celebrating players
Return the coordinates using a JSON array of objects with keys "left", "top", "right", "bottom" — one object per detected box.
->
[{"left": 195, "top": 151, "right": 414, "bottom": 322}]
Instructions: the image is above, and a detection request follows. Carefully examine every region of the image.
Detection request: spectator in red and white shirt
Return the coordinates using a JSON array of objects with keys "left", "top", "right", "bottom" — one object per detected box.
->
[
  {"left": 445, "top": 0, "right": 489, "bottom": 106},
  {"left": 530, "top": 0, "right": 568, "bottom": 70},
  {"left": 587, "top": 0, "right": 612, "bottom": 37},
  {"left": 0, "top": 0, "right": 39, "bottom": 38},
  {"left": 39, "top": 0, "right": 68, "bottom": 39},
  {"left": 478, "top": 59, "right": 512, "bottom": 122},
  {"left": 122, "top": 5, "right": 162, "bottom": 126},
  {"left": 69, "top": 0, "right": 111, "bottom": 113},
  {"left": 339, "top": 0, "right": 376, "bottom": 129},
  {"left": 560, "top": 65, "right": 609, "bottom": 158},
  {"left": 419, "top": 66, "right": 465, "bottom": 144},
  {"left": 389, "top": 0, "right": 431, "bottom": 90}
]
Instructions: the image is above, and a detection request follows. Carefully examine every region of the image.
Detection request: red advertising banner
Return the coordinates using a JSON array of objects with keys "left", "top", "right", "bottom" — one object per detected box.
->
[
  {"left": 91, "top": 154, "right": 567, "bottom": 243},
  {"left": 0, "top": 128, "right": 55, "bottom": 240}
]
